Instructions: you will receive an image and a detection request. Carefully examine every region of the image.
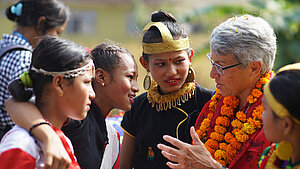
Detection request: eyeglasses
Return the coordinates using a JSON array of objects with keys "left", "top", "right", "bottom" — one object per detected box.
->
[{"left": 207, "top": 53, "right": 241, "bottom": 75}]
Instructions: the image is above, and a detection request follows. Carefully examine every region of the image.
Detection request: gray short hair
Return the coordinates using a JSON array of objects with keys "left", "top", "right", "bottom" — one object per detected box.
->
[{"left": 210, "top": 14, "right": 277, "bottom": 74}]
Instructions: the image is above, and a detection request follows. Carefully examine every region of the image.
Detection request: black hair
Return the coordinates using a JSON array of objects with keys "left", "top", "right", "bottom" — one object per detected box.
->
[
  {"left": 142, "top": 9, "right": 188, "bottom": 61},
  {"left": 5, "top": 0, "right": 69, "bottom": 35},
  {"left": 8, "top": 36, "right": 91, "bottom": 102},
  {"left": 269, "top": 70, "right": 300, "bottom": 121},
  {"left": 91, "top": 43, "right": 134, "bottom": 78}
]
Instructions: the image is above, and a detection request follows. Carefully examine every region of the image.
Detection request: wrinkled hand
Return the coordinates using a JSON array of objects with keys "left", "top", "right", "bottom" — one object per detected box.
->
[
  {"left": 41, "top": 128, "right": 71, "bottom": 169},
  {"left": 157, "top": 127, "right": 222, "bottom": 169}
]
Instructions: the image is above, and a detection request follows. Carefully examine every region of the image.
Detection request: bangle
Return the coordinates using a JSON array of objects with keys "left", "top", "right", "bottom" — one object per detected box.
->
[{"left": 29, "top": 121, "right": 51, "bottom": 136}]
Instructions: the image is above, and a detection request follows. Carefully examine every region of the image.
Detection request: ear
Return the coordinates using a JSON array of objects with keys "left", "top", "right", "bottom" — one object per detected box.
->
[
  {"left": 37, "top": 16, "right": 46, "bottom": 35},
  {"left": 52, "top": 74, "right": 64, "bottom": 96},
  {"left": 188, "top": 49, "right": 194, "bottom": 65},
  {"left": 249, "top": 61, "right": 262, "bottom": 76},
  {"left": 95, "top": 68, "right": 106, "bottom": 85},
  {"left": 140, "top": 56, "right": 149, "bottom": 72},
  {"left": 282, "top": 116, "right": 294, "bottom": 135}
]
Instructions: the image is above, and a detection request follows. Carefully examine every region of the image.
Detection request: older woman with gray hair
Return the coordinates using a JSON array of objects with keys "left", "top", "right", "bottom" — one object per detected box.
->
[{"left": 157, "top": 14, "right": 276, "bottom": 169}]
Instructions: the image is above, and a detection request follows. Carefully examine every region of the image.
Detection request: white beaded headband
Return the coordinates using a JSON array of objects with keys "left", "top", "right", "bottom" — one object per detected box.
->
[{"left": 31, "top": 59, "right": 95, "bottom": 78}]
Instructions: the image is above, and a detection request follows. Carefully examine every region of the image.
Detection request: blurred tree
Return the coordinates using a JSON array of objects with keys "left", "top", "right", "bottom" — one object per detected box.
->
[{"left": 251, "top": 0, "right": 300, "bottom": 70}]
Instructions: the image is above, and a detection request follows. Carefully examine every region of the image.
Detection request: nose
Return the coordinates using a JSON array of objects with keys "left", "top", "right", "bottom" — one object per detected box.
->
[
  {"left": 89, "top": 85, "right": 96, "bottom": 100},
  {"left": 132, "top": 80, "right": 139, "bottom": 93},
  {"left": 210, "top": 65, "right": 220, "bottom": 79},
  {"left": 166, "top": 64, "right": 177, "bottom": 76}
]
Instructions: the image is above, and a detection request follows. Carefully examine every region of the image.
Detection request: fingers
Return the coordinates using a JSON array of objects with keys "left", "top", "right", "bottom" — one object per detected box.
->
[
  {"left": 190, "top": 126, "right": 202, "bottom": 145},
  {"left": 162, "top": 135, "right": 188, "bottom": 149},
  {"left": 157, "top": 143, "right": 179, "bottom": 157},
  {"left": 166, "top": 161, "right": 180, "bottom": 169}
]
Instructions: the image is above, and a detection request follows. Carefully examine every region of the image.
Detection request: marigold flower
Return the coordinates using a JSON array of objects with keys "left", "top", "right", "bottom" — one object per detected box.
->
[
  {"left": 224, "top": 132, "right": 234, "bottom": 142},
  {"left": 215, "top": 150, "right": 227, "bottom": 161},
  {"left": 209, "top": 101, "right": 217, "bottom": 111},
  {"left": 214, "top": 125, "right": 227, "bottom": 135},
  {"left": 230, "top": 138, "right": 241, "bottom": 149},
  {"left": 226, "top": 144, "right": 237, "bottom": 157},
  {"left": 260, "top": 77, "right": 269, "bottom": 85},
  {"left": 210, "top": 132, "right": 224, "bottom": 142},
  {"left": 216, "top": 116, "right": 230, "bottom": 127},
  {"left": 223, "top": 96, "right": 239, "bottom": 108},
  {"left": 218, "top": 160, "right": 227, "bottom": 167},
  {"left": 247, "top": 95, "right": 257, "bottom": 104},
  {"left": 236, "top": 111, "right": 246, "bottom": 122},
  {"left": 256, "top": 81, "right": 263, "bottom": 88},
  {"left": 242, "top": 122, "right": 256, "bottom": 134},
  {"left": 235, "top": 131, "right": 249, "bottom": 142},
  {"left": 207, "top": 113, "right": 213, "bottom": 119},
  {"left": 231, "top": 119, "right": 243, "bottom": 129},
  {"left": 252, "top": 105, "right": 264, "bottom": 120},
  {"left": 247, "top": 118, "right": 262, "bottom": 129},
  {"left": 205, "top": 144, "right": 216, "bottom": 156},
  {"left": 205, "top": 139, "right": 219, "bottom": 150},
  {"left": 219, "top": 143, "right": 227, "bottom": 151},
  {"left": 220, "top": 106, "right": 234, "bottom": 117},
  {"left": 251, "top": 89, "right": 263, "bottom": 98}
]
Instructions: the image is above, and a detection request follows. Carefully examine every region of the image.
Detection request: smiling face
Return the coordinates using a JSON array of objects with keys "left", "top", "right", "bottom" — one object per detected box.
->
[
  {"left": 143, "top": 50, "right": 192, "bottom": 94},
  {"left": 103, "top": 53, "right": 139, "bottom": 111},
  {"left": 209, "top": 52, "right": 255, "bottom": 98},
  {"left": 61, "top": 67, "right": 95, "bottom": 120}
]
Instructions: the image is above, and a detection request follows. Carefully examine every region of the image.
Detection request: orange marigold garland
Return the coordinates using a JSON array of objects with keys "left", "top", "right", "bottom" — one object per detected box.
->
[{"left": 196, "top": 72, "right": 271, "bottom": 167}]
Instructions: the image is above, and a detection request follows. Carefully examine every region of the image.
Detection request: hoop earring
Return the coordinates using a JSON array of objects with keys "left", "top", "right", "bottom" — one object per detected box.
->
[
  {"left": 143, "top": 72, "right": 151, "bottom": 90},
  {"left": 185, "top": 67, "right": 195, "bottom": 83},
  {"left": 275, "top": 141, "right": 293, "bottom": 161}
]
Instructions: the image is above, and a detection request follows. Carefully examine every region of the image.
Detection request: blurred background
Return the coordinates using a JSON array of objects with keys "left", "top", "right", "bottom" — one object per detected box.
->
[{"left": 1, "top": 0, "right": 300, "bottom": 114}]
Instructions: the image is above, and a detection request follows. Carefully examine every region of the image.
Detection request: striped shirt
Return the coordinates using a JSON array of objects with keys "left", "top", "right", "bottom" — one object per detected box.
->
[{"left": 0, "top": 32, "right": 32, "bottom": 130}]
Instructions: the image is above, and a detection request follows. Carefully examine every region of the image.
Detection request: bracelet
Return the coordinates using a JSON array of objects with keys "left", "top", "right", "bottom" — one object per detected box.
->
[{"left": 29, "top": 121, "right": 51, "bottom": 136}]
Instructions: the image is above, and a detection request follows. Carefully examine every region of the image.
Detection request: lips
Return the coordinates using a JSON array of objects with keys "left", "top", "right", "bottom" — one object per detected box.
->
[{"left": 165, "top": 78, "right": 180, "bottom": 85}]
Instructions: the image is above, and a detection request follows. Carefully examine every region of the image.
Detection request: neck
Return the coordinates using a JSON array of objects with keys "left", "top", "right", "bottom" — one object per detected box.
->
[
  {"left": 93, "top": 87, "right": 112, "bottom": 117},
  {"left": 37, "top": 99, "right": 67, "bottom": 129},
  {"left": 236, "top": 75, "right": 262, "bottom": 109},
  {"left": 16, "top": 26, "right": 40, "bottom": 48}
]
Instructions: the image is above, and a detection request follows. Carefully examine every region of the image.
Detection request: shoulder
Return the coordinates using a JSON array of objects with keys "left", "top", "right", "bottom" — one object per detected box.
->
[{"left": 0, "top": 126, "right": 40, "bottom": 159}]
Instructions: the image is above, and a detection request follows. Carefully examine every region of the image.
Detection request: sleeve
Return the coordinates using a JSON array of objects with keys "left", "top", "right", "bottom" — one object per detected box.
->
[
  {"left": 0, "top": 148, "right": 36, "bottom": 169},
  {"left": 120, "top": 100, "right": 138, "bottom": 138},
  {"left": 10, "top": 50, "right": 31, "bottom": 82}
]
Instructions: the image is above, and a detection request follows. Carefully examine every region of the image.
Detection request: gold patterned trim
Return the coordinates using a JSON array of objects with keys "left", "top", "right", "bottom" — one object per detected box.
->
[
  {"left": 142, "top": 22, "right": 190, "bottom": 54},
  {"left": 147, "top": 80, "right": 195, "bottom": 111}
]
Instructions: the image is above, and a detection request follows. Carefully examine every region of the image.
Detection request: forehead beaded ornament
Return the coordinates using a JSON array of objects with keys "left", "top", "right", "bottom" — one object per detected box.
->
[{"left": 31, "top": 59, "right": 95, "bottom": 78}]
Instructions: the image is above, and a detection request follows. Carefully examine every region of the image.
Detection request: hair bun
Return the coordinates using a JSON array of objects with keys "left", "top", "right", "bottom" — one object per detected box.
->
[{"left": 151, "top": 9, "right": 176, "bottom": 23}]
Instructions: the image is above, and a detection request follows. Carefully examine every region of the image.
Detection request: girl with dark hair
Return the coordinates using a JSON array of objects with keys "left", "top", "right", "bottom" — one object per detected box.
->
[
  {"left": 0, "top": 36, "right": 95, "bottom": 169},
  {"left": 0, "top": 0, "right": 69, "bottom": 139},
  {"left": 5, "top": 43, "right": 139, "bottom": 169},
  {"left": 258, "top": 63, "right": 300, "bottom": 169},
  {"left": 120, "top": 10, "right": 213, "bottom": 169}
]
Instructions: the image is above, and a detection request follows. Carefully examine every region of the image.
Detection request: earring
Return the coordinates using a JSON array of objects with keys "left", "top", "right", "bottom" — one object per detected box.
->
[
  {"left": 275, "top": 141, "right": 293, "bottom": 161},
  {"left": 101, "top": 82, "right": 105, "bottom": 87},
  {"left": 185, "top": 67, "right": 195, "bottom": 83},
  {"left": 143, "top": 72, "right": 151, "bottom": 90},
  {"left": 58, "top": 92, "right": 63, "bottom": 97}
]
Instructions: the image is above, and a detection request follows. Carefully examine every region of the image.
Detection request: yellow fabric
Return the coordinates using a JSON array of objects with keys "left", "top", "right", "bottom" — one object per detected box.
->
[{"left": 142, "top": 22, "right": 190, "bottom": 54}]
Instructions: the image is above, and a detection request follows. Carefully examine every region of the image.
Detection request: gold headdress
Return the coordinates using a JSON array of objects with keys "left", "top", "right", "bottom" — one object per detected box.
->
[
  {"left": 264, "top": 63, "right": 300, "bottom": 124},
  {"left": 142, "top": 22, "right": 190, "bottom": 54}
]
